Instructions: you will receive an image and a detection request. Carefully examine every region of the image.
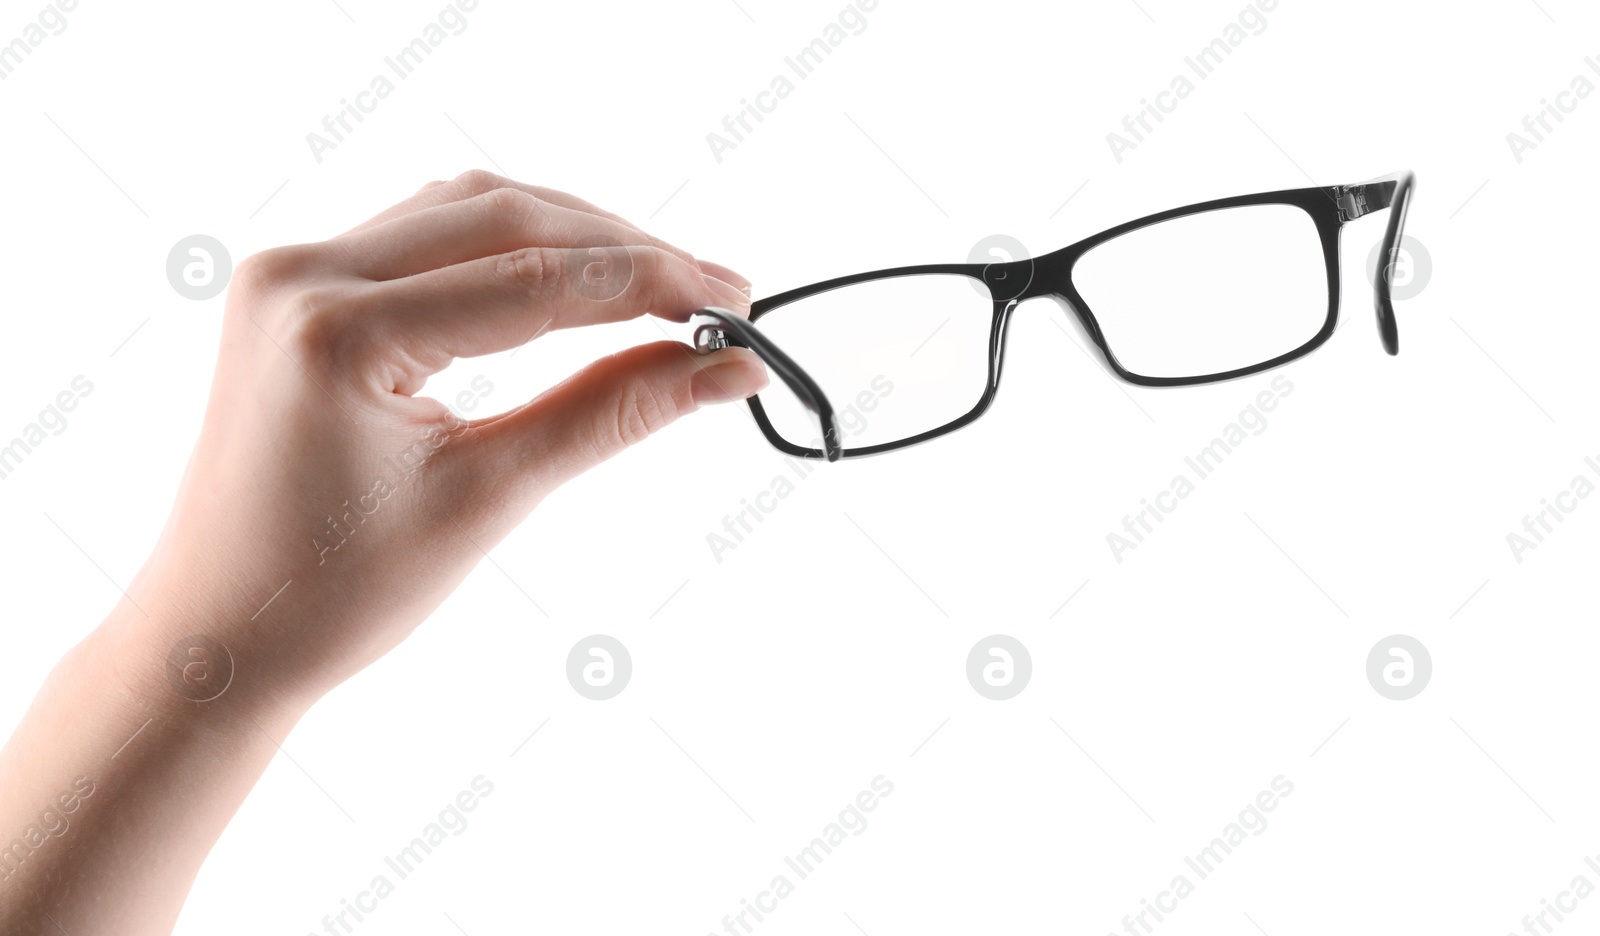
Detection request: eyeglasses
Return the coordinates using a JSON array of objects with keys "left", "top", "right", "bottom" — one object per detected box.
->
[{"left": 695, "top": 170, "right": 1415, "bottom": 462}]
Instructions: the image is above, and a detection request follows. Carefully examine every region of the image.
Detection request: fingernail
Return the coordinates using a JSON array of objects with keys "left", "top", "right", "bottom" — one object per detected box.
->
[
  {"left": 699, "top": 261, "right": 752, "bottom": 296},
  {"left": 691, "top": 349, "right": 768, "bottom": 405},
  {"left": 703, "top": 273, "right": 752, "bottom": 312}
]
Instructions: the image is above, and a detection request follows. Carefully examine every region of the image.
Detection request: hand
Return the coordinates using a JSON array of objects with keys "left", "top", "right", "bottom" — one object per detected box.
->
[
  {"left": 0, "top": 170, "right": 770, "bottom": 934},
  {"left": 126, "top": 168, "right": 769, "bottom": 709}
]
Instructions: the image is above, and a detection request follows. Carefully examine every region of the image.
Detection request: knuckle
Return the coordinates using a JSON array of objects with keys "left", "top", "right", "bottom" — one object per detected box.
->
[
  {"left": 453, "top": 168, "right": 507, "bottom": 198},
  {"left": 495, "top": 247, "right": 558, "bottom": 294},
  {"left": 478, "top": 186, "right": 541, "bottom": 227},
  {"left": 612, "top": 380, "right": 675, "bottom": 448},
  {"left": 232, "top": 245, "right": 313, "bottom": 299},
  {"left": 283, "top": 286, "right": 362, "bottom": 364}
]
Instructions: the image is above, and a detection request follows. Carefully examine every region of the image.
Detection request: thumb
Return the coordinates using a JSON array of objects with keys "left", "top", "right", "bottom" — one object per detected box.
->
[{"left": 473, "top": 340, "right": 769, "bottom": 495}]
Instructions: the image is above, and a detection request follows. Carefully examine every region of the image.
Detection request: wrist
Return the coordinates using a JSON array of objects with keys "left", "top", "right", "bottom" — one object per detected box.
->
[
  {"left": 87, "top": 567, "right": 319, "bottom": 734},
  {"left": 0, "top": 583, "right": 317, "bottom": 933}
]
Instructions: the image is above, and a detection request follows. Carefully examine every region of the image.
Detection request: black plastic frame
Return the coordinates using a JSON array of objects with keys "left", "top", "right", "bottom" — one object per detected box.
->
[
  {"left": 692, "top": 307, "right": 844, "bottom": 460},
  {"left": 711, "top": 170, "right": 1415, "bottom": 460}
]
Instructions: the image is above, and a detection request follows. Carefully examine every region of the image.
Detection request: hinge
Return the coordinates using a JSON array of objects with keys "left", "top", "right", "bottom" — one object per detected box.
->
[
  {"left": 1334, "top": 184, "right": 1370, "bottom": 222},
  {"left": 693, "top": 324, "right": 729, "bottom": 353}
]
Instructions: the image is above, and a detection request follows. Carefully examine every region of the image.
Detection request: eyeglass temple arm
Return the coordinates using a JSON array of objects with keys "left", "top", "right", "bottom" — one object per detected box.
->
[
  {"left": 1330, "top": 169, "right": 1416, "bottom": 356},
  {"left": 691, "top": 307, "right": 843, "bottom": 462}
]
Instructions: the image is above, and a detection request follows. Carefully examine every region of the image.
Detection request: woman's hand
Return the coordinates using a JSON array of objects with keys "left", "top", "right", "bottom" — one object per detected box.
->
[
  {"left": 0, "top": 170, "right": 767, "bottom": 934},
  {"left": 138, "top": 169, "right": 767, "bottom": 706}
]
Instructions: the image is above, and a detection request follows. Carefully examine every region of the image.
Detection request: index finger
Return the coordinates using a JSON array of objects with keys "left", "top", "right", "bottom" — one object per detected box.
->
[{"left": 345, "top": 170, "right": 644, "bottom": 239}]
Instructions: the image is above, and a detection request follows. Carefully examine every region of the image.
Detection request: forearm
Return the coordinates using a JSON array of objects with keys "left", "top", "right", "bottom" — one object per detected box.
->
[{"left": 0, "top": 592, "right": 311, "bottom": 935}]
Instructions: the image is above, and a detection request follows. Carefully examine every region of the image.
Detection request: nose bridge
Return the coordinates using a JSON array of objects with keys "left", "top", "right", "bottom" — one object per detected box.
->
[
  {"left": 977, "top": 256, "right": 1035, "bottom": 304},
  {"left": 1017, "top": 248, "right": 1075, "bottom": 302},
  {"left": 980, "top": 247, "right": 1074, "bottom": 304}
]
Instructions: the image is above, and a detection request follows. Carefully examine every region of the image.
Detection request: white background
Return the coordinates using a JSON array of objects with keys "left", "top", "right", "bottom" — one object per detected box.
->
[{"left": 2, "top": 0, "right": 1598, "bottom": 933}]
